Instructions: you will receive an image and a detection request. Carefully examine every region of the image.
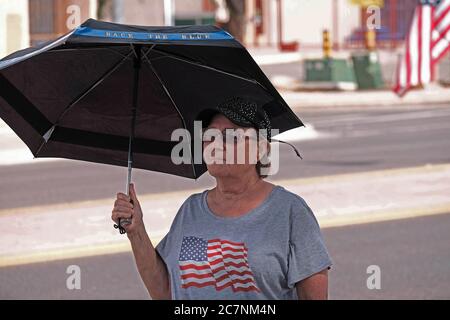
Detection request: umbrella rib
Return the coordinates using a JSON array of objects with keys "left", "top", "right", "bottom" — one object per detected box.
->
[
  {"left": 142, "top": 53, "right": 198, "bottom": 179},
  {"left": 49, "top": 47, "right": 134, "bottom": 61},
  {"left": 34, "top": 50, "right": 134, "bottom": 157},
  {"left": 54, "top": 50, "right": 134, "bottom": 126},
  {"left": 145, "top": 48, "right": 267, "bottom": 90}
]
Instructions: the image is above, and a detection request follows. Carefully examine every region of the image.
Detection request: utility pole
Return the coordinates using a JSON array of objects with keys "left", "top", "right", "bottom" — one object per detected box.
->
[
  {"left": 112, "top": 0, "right": 124, "bottom": 23},
  {"left": 164, "top": 0, "right": 174, "bottom": 26}
]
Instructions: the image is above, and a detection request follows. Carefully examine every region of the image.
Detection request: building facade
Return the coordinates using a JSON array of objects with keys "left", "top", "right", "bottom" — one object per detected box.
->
[{"left": 0, "top": 0, "right": 97, "bottom": 58}]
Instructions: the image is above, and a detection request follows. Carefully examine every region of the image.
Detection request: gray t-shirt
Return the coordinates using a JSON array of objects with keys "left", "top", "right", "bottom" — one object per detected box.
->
[{"left": 155, "top": 185, "right": 332, "bottom": 300}]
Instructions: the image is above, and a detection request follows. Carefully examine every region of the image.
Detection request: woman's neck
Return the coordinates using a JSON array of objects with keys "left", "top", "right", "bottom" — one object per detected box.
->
[{"left": 213, "top": 171, "right": 262, "bottom": 201}]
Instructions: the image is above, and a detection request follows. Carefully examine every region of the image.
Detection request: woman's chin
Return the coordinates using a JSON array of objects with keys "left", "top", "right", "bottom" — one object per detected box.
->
[{"left": 206, "top": 164, "right": 231, "bottom": 177}]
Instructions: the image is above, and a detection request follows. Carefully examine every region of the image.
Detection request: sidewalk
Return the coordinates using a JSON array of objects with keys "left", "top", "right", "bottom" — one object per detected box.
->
[
  {"left": 1, "top": 163, "right": 449, "bottom": 267},
  {"left": 281, "top": 85, "right": 450, "bottom": 109},
  {"left": 248, "top": 47, "right": 450, "bottom": 109}
]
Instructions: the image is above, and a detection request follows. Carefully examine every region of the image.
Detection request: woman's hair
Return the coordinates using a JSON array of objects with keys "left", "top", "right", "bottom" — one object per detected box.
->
[{"left": 256, "top": 140, "right": 271, "bottom": 179}]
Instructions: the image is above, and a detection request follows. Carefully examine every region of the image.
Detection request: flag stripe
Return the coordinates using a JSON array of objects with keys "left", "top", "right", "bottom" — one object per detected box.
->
[
  {"left": 431, "top": 13, "right": 450, "bottom": 46},
  {"left": 208, "top": 239, "right": 244, "bottom": 247},
  {"left": 432, "top": 26, "right": 450, "bottom": 59},
  {"left": 182, "top": 281, "right": 216, "bottom": 289},
  {"left": 435, "top": 0, "right": 450, "bottom": 17},
  {"left": 207, "top": 245, "right": 247, "bottom": 252},
  {"left": 210, "top": 259, "right": 249, "bottom": 268},
  {"left": 179, "top": 265, "right": 210, "bottom": 271},
  {"left": 434, "top": 1, "right": 450, "bottom": 29},
  {"left": 178, "top": 236, "right": 259, "bottom": 293},
  {"left": 410, "top": 10, "right": 419, "bottom": 85},
  {"left": 422, "top": 5, "right": 432, "bottom": 83},
  {"left": 394, "top": 1, "right": 450, "bottom": 96}
]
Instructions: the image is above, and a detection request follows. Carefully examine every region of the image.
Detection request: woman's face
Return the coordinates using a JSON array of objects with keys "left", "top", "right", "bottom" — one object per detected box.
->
[{"left": 202, "top": 114, "right": 265, "bottom": 179}]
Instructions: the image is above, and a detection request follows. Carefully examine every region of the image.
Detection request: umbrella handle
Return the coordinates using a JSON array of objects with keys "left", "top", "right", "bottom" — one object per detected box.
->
[
  {"left": 114, "top": 167, "right": 133, "bottom": 234},
  {"left": 114, "top": 209, "right": 132, "bottom": 234}
]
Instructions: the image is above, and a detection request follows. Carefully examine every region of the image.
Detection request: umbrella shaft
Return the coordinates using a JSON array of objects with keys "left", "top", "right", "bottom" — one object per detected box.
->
[
  {"left": 126, "top": 160, "right": 132, "bottom": 195},
  {"left": 119, "top": 45, "right": 142, "bottom": 233},
  {"left": 126, "top": 45, "right": 142, "bottom": 196}
]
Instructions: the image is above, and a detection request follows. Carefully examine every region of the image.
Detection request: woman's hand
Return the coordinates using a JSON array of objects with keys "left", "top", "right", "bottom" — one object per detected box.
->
[
  {"left": 112, "top": 183, "right": 145, "bottom": 237},
  {"left": 111, "top": 183, "right": 171, "bottom": 299}
]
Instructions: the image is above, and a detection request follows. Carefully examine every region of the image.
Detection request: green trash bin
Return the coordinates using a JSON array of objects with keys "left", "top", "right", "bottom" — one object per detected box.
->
[
  {"left": 304, "top": 58, "right": 357, "bottom": 90},
  {"left": 351, "top": 51, "right": 385, "bottom": 90}
]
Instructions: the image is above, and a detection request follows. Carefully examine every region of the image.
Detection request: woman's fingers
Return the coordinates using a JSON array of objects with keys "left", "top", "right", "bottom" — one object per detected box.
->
[
  {"left": 129, "top": 183, "right": 138, "bottom": 203},
  {"left": 112, "top": 187, "right": 141, "bottom": 229},
  {"left": 113, "top": 205, "right": 133, "bottom": 214},
  {"left": 116, "top": 192, "right": 131, "bottom": 202},
  {"left": 112, "top": 210, "right": 133, "bottom": 224},
  {"left": 114, "top": 199, "right": 133, "bottom": 208}
]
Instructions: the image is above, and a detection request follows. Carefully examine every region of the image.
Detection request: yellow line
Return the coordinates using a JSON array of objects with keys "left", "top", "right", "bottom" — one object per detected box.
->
[
  {"left": 271, "top": 163, "right": 450, "bottom": 187},
  {"left": 0, "top": 237, "right": 162, "bottom": 268},
  {"left": 1, "top": 205, "right": 450, "bottom": 268},
  {"left": 319, "top": 203, "right": 450, "bottom": 228},
  {"left": 1, "top": 163, "right": 449, "bottom": 217},
  {"left": 1, "top": 163, "right": 449, "bottom": 267}
]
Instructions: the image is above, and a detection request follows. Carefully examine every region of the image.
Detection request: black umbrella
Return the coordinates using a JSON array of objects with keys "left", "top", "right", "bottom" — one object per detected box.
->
[{"left": 0, "top": 19, "right": 304, "bottom": 233}]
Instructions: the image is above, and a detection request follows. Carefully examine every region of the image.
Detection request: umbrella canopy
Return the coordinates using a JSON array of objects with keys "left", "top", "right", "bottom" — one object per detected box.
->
[{"left": 0, "top": 18, "right": 304, "bottom": 180}]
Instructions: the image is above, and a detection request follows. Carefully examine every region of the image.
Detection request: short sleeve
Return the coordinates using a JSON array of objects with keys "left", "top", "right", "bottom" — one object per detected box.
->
[
  {"left": 154, "top": 193, "right": 194, "bottom": 261},
  {"left": 155, "top": 232, "right": 169, "bottom": 259},
  {"left": 287, "top": 196, "right": 333, "bottom": 289}
]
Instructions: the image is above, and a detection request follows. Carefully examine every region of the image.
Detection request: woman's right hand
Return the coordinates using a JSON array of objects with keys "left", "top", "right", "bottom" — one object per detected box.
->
[
  {"left": 112, "top": 183, "right": 145, "bottom": 237},
  {"left": 113, "top": 184, "right": 170, "bottom": 299}
]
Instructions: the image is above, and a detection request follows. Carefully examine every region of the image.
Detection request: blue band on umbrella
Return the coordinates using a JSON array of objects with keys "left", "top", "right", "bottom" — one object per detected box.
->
[{"left": 73, "top": 26, "right": 234, "bottom": 41}]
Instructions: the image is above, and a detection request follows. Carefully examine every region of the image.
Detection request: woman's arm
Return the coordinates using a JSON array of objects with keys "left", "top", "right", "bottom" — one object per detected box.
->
[
  {"left": 295, "top": 269, "right": 329, "bottom": 300},
  {"left": 128, "top": 227, "right": 171, "bottom": 299},
  {"left": 112, "top": 183, "right": 171, "bottom": 299}
]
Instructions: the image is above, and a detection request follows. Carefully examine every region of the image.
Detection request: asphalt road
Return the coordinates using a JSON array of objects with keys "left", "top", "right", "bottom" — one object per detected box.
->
[
  {"left": 260, "top": 61, "right": 303, "bottom": 82},
  {"left": 1, "top": 104, "right": 450, "bottom": 209},
  {"left": 1, "top": 212, "right": 448, "bottom": 299}
]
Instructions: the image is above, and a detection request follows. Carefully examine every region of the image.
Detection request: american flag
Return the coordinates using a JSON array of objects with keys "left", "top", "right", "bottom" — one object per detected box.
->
[
  {"left": 394, "top": 0, "right": 450, "bottom": 96},
  {"left": 178, "top": 236, "right": 260, "bottom": 292}
]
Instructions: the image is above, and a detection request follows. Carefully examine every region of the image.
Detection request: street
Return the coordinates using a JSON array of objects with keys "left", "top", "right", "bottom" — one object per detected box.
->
[
  {"left": 1, "top": 104, "right": 450, "bottom": 209},
  {"left": 1, "top": 0, "right": 450, "bottom": 302},
  {"left": 1, "top": 103, "right": 450, "bottom": 299},
  {"left": 1, "top": 212, "right": 448, "bottom": 299}
]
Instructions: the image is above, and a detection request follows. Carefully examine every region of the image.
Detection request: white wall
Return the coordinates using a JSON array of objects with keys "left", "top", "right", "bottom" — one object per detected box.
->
[
  {"left": 282, "top": 0, "right": 359, "bottom": 46},
  {"left": 0, "top": 0, "right": 29, "bottom": 59},
  {"left": 123, "top": 0, "right": 165, "bottom": 26},
  {"left": 174, "top": 0, "right": 203, "bottom": 16}
]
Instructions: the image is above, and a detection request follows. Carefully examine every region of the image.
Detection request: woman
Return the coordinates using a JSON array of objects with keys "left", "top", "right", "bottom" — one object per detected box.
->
[{"left": 111, "top": 97, "right": 332, "bottom": 300}]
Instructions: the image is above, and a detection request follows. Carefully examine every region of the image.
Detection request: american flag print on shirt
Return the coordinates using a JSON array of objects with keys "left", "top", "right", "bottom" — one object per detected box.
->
[{"left": 178, "top": 236, "right": 260, "bottom": 293}]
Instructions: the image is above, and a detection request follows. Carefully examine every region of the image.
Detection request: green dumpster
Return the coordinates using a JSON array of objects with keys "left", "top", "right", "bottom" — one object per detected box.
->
[
  {"left": 351, "top": 51, "right": 385, "bottom": 90},
  {"left": 303, "top": 58, "right": 356, "bottom": 90}
]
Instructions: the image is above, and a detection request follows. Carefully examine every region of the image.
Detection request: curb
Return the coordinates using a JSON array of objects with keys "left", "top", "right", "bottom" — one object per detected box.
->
[{"left": 280, "top": 88, "right": 450, "bottom": 109}]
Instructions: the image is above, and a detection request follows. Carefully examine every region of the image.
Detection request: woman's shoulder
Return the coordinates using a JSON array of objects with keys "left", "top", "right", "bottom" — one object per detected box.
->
[
  {"left": 167, "top": 190, "right": 206, "bottom": 227},
  {"left": 273, "top": 184, "right": 310, "bottom": 206},
  {"left": 177, "top": 190, "right": 205, "bottom": 210},
  {"left": 273, "top": 185, "right": 317, "bottom": 219}
]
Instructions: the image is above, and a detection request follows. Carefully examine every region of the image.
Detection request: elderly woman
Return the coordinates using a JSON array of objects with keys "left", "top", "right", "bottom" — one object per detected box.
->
[{"left": 111, "top": 97, "right": 332, "bottom": 300}]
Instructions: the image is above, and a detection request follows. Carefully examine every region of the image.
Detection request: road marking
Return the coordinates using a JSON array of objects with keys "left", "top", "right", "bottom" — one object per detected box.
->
[
  {"left": 251, "top": 52, "right": 301, "bottom": 65},
  {"left": 1, "top": 205, "right": 449, "bottom": 268},
  {"left": 1, "top": 163, "right": 449, "bottom": 267},
  {"left": 338, "top": 122, "right": 450, "bottom": 138},
  {"left": 0, "top": 241, "right": 136, "bottom": 268},
  {"left": 311, "top": 109, "right": 450, "bottom": 128},
  {"left": 1, "top": 163, "right": 449, "bottom": 217},
  {"left": 319, "top": 203, "right": 450, "bottom": 228}
]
